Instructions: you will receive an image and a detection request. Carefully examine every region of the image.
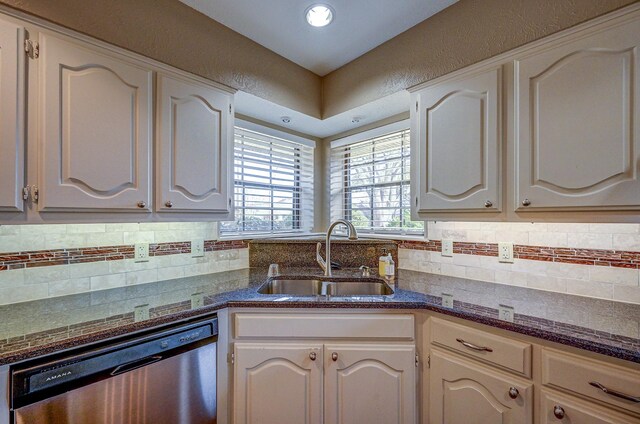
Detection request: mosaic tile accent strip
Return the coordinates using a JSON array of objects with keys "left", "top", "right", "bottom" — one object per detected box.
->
[
  {"left": 398, "top": 240, "right": 640, "bottom": 269},
  {"left": 0, "top": 240, "right": 249, "bottom": 271}
]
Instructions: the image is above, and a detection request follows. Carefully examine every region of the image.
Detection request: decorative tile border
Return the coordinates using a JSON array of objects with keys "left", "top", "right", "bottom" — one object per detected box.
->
[
  {"left": 398, "top": 240, "right": 640, "bottom": 269},
  {"left": 0, "top": 240, "right": 249, "bottom": 271}
]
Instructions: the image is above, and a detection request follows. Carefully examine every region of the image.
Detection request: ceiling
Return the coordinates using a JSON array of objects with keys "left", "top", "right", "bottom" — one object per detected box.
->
[
  {"left": 235, "top": 90, "right": 410, "bottom": 138},
  {"left": 179, "top": 0, "right": 458, "bottom": 76}
]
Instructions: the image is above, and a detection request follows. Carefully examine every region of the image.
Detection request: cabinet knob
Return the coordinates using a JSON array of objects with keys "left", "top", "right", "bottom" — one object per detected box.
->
[
  {"left": 553, "top": 405, "right": 565, "bottom": 419},
  {"left": 309, "top": 352, "right": 317, "bottom": 361},
  {"left": 522, "top": 198, "right": 531, "bottom": 207},
  {"left": 165, "top": 201, "right": 173, "bottom": 208},
  {"left": 331, "top": 352, "right": 338, "bottom": 361},
  {"left": 484, "top": 200, "right": 493, "bottom": 208},
  {"left": 137, "top": 201, "right": 146, "bottom": 208},
  {"left": 508, "top": 387, "right": 519, "bottom": 399}
]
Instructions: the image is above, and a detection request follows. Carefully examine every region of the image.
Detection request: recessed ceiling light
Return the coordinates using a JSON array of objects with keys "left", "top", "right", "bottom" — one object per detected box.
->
[
  {"left": 305, "top": 4, "right": 334, "bottom": 27},
  {"left": 281, "top": 116, "right": 291, "bottom": 124}
]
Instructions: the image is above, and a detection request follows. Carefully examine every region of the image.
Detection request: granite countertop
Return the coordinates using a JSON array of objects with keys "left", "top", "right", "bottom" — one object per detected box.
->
[{"left": 1, "top": 267, "right": 638, "bottom": 366}]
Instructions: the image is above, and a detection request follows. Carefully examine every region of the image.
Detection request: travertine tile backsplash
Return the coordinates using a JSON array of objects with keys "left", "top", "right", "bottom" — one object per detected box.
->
[
  {"left": 399, "top": 222, "right": 640, "bottom": 304},
  {"left": 0, "top": 223, "right": 249, "bottom": 305}
]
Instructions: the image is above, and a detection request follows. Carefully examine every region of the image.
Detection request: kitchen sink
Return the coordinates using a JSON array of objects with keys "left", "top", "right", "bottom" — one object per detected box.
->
[{"left": 257, "top": 276, "right": 394, "bottom": 296}]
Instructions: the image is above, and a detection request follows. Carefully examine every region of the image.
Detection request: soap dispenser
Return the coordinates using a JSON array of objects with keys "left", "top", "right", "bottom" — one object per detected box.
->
[
  {"left": 378, "top": 248, "right": 389, "bottom": 277},
  {"left": 384, "top": 252, "right": 395, "bottom": 282}
]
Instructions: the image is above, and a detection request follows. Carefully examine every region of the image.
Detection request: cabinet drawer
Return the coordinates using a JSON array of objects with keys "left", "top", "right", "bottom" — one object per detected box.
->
[
  {"left": 234, "top": 313, "right": 414, "bottom": 340},
  {"left": 431, "top": 318, "right": 532, "bottom": 377},
  {"left": 542, "top": 349, "right": 640, "bottom": 415},
  {"left": 540, "top": 389, "right": 638, "bottom": 424}
]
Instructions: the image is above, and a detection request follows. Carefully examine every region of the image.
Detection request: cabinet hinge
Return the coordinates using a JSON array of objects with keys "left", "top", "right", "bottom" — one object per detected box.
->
[
  {"left": 228, "top": 351, "right": 235, "bottom": 364},
  {"left": 24, "top": 39, "right": 39, "bottom": 59},
  {"left": 427, "top": 354, "right": 431, "bottom": 369},
  {"left": 415, "top": 101, "right": 418, "bottom": 112},
  {"left": 30, "top": 185, "right": 39, "bottom": 203},
  {"left": 415, "top": 354, "right": 419, "bottom": 367},
  {"left": 229, "top": 104, "right": 232, "bottom": 114},
  {"left": 22, "top": 186, "right": 30, "bottom": 202}
]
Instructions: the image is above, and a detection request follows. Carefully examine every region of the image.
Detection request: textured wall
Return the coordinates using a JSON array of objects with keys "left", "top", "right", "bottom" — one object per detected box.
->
[
  {"left": 0, "top": 0, "right": 322, "bottom": 117},
  {"left": 322, "top": 0, "right": 637, "bottom": 117}
]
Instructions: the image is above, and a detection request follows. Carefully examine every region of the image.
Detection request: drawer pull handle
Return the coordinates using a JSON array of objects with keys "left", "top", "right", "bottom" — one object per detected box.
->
[
  {"left": 553, "top": 405, "right": 565, "bottom": 419},
  {"left": 309, "top": 352, "right": 317, "bottom": 361},
  {"left": 456, "top": 338, "right": 493, "bottom": 352},
  {"left": 331, "top": 352, "right": 338, "bottom": 361},
  {"left": 589, "top": 381, "right": 640, "bottom": 403},
  {"left": 508, "top": 387, "right": 519, "bottom": 399}
]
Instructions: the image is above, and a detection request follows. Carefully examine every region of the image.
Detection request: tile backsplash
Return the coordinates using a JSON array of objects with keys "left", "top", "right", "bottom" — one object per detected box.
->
[
  {"left": 399, "top": 222, "right": 640, "bottom": 304},
  {"left": 0, "top": 223, "right": 249, "bottom": 305}
]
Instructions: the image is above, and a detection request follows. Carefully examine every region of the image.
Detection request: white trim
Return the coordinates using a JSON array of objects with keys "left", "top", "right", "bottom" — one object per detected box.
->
[
  {"left": 330, "top": 119, "right": 410, "bottom": 149},
  {"left": 235, "top": 119, "right": 316, "bottom": 148}
]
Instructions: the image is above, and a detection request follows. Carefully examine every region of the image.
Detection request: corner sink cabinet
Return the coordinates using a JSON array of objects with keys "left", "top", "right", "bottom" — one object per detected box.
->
[
  {"left": 0, "top": 10, "right": 234, "bottom": 223},
  {"left": 222, "top": 309, "right": 640, "bottom": 424},
  {"left": 410, "top": 5, "right": 640, "bottom": 222},
  {"left": 229, "top": 311, "right": 417, "bottom": 424}
]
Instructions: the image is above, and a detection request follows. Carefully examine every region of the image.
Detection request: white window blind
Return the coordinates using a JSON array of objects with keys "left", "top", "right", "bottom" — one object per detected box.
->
[
  {"left": 220, "top": 126, "right": 314, "bottom": 236},
  {"left": 330, "top": 127, "right": 424, "bottom": 236}
]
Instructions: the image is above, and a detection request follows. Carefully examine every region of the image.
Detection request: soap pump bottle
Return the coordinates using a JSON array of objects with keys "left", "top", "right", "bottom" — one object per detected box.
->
[
  {"left": 378, "top": 248, "right": 389, "bottom": 277},
  {"left": 384, "top": 252, "right": 395, "bottom": 282}
]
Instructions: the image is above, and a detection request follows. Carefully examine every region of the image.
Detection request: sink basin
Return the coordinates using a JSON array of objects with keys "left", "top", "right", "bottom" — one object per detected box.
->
[
  {"left": 326, "top": 280, "right": 394, "bottom": 296},
  {"left": 257, "top": 276, "right": 394, "bottom": 296},
  {"left": 257, "top": 278, "right": 323, "bottom": 295}
]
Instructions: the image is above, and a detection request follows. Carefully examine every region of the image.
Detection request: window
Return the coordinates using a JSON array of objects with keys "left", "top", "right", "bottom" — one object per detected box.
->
[
  {"left": 330, "top": 123, "right": 424, "bottom": 236},
  {"left": 220, "top": 123, "right": 314, "bottom": 237}
]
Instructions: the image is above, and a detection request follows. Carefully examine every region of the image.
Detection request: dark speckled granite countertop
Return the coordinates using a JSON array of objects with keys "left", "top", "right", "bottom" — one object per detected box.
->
[{"left": 1, "top": 267, "right": 639, "bottom": 366}]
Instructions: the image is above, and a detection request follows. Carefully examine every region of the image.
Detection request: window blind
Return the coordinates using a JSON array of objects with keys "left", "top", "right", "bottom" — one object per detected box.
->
[
  {"left": 330, "top": 128, "right": 424, "bottom": 236},
  {"left": 220, "top": 126, "right": 314, "bottom": 236}
]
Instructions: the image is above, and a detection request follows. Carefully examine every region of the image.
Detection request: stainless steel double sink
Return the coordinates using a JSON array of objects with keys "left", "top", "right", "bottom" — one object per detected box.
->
[{"left": 257, "top": 275, "right": 394, "bottom": 297}]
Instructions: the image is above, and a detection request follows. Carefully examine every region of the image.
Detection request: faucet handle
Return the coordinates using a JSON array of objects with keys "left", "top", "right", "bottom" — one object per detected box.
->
[{"left": 359, "top": 265, "right": 371, "bottom": 277}]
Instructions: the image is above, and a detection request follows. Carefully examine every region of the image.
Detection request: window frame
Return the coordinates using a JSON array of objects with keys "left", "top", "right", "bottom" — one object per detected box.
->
[
  {"left": 330, "top": 120, "right": 424, "bottom": 237},
  {"left": 220, "top": 120, "right": 315, "bottom": 238}
]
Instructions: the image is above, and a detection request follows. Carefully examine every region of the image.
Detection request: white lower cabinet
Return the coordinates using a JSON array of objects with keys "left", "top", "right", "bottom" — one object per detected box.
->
[
  {"left": 540, "top": 389, "right": 639, "bottom": 424},
  {"left": 324, "top": 344, "right": 416, "bottom": 424},
  {"left": 233, "top": 343, "right": 323, "bottom": 424},
  {"left": 233, "top": 342, "right": 416, "bottom": 424},
  {"left": 429, "top": 349, "right": 533, "bottom": 424}
]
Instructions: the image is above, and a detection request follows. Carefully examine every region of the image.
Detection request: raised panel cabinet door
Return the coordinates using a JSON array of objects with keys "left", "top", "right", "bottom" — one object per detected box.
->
[
  {"left": 233, "top": 343, "right": 323, "bottom": 424},
  {"left": 324, "top": 344, "right": 416, "bottom": 424},
  {"left": 540, "top": 389, "right": 639, "bottom": 424},
  {"left": 156, "top": 74, "right": 232, "bottom": 212},
  {"left": 414, "top": 68, "right": 501, "bottom": 212},
  {"left": 38, "top": 33, "right": 152, "bottom": 211},
  {"left": 0, "top": 19, "right": 25, "bottom": 212},
  {"left": 429, "top": 349, "right": 533, "bottom": 424},
  {"left": 515, "top": 17, "right": 640, "bottom": 211}
]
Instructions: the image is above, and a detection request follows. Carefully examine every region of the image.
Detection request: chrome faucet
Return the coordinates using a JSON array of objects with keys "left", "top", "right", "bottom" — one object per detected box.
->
[{"left": 317, "top": 219, "right": 358, "bottom": 277}]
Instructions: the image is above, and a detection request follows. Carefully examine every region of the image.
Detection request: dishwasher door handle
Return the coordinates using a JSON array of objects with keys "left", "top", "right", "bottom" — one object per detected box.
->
[{"left": 111, "top": 355, "right": 163, "bottom": 376}]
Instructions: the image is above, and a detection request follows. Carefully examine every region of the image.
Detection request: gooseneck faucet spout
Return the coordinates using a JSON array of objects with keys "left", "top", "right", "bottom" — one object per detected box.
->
[{"left": 317, "top": 219, "right": 358, "bottom": 277}]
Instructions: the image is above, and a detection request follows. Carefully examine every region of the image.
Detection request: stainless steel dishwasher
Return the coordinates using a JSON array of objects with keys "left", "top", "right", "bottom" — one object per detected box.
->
[{"left": 10, "top": 317, "right": 218, "bottom": 424}]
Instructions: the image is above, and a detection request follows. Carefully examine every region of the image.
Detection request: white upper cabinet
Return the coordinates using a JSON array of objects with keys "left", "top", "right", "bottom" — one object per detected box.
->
[
  {"left": 412, "top": 68, "right": 501, "bottom": 214},
  {"left": 156, "top": 74, "right": 232, "bottom": 213},
  {"left": 514, "top": 17, "right": 640, "bottom": 211},
  {"left": 38, "top": 33, "right": 153, "bottom": 212},
  {"left": 0, "top": 19, "right": 25, "bottom": 212}
]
